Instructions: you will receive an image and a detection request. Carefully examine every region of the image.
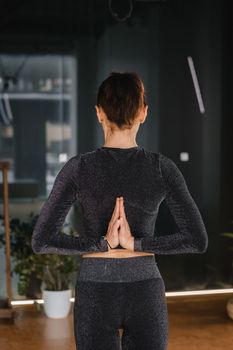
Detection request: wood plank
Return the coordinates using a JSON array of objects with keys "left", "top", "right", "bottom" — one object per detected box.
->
[{"left": 0, "top": 294, "right": 232, "bottom": 350}]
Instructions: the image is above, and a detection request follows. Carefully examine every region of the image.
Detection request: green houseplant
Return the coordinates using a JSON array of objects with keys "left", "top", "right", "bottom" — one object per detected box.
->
[
  {"left": 0, "top": 212, "right": 43, "bottom": 297},
  {"left": 0, "top": 212, "right": 80, "bottom": 301},
  {"left": 41, "top": 251, "right": 79, "bottom": 318}
]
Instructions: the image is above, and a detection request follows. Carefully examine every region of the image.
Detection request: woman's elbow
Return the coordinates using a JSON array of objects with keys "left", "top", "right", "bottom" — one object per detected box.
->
[
  {"left": 196, "top": 235, "right": 208, "bottom": 253},
  {"left": 31, "top": 236, "right": 44, "bottom": 254}
]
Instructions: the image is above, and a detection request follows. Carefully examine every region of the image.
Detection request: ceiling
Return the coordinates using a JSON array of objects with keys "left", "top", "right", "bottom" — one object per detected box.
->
[{"left": 0, "top": 0, "right": 165, "bottom": 38}]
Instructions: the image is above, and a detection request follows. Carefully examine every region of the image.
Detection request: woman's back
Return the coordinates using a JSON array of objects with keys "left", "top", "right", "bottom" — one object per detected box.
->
[
  {"left": 31, "top": 145, "right": 208, "bottom": 257},
  {"left": 80, "top": 146, "right": 163, "bottom": 251}
]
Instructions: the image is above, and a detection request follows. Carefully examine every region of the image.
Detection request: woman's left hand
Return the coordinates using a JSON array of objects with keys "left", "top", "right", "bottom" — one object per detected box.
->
[{"left": 118, "top": 196, "right": 135, "bottom": 250}]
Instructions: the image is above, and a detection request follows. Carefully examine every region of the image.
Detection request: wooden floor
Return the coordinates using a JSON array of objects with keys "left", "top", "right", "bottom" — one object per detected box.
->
[{"left": 0, "top": 293, "right": 232, "bottom": 350}]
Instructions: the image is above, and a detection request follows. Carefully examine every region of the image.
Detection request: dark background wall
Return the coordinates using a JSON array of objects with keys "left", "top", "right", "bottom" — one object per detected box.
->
[{"left": 1, "top": 0, "right": 232, "bottom": 290}]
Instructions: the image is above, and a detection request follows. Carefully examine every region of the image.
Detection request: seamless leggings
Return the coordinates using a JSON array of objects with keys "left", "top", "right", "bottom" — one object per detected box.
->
[{"left": 73, "top": 256, "right": 169, "bottom": 350}]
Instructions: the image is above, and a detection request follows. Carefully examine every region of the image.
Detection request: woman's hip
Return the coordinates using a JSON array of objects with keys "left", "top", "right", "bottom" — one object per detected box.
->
[{"left": 76, "top": 254, "right": 162, "bottom": 283}]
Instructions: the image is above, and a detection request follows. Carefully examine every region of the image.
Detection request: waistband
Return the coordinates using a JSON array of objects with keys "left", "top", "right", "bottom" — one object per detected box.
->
[{"left": 77, "top": 255, "right": 162, "bottom": 283}]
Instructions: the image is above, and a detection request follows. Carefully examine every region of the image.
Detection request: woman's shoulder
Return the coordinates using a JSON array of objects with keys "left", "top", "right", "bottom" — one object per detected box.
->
[
  {"left": 67, "top": 149, "right": 176, "bottom": 169},
  {"left": 66, "top": 150, "right": 94, "bottom": 164},
  {"left": 142, "top": 151, "right": 182, "bottom": 181}
]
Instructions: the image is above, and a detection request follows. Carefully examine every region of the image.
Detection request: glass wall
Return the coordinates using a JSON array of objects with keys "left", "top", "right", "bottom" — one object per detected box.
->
[
  {"left": 0, "top": 54, "right": 77, "bottom": 195},
  {"left": 0, "top": 54, "right": 77, "bottom": 299}
]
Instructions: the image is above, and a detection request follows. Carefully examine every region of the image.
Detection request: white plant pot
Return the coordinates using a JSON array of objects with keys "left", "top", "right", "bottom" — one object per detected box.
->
[
  {"left": 42, "top": 289, "right": 72, "bottom": 319},
  {"left": 226, "top": 297, "right": 233, "bottom": 320}
]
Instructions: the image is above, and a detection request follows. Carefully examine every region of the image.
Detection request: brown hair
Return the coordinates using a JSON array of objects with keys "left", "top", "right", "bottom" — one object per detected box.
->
[{"left": 96, "top": 71, "right": 147, "bottom": 129}]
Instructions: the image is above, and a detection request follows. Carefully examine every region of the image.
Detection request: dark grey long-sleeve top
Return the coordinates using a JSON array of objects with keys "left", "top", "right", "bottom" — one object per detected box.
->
[{"left": 31, "top": 146, "right": 208, "bottom": 256}]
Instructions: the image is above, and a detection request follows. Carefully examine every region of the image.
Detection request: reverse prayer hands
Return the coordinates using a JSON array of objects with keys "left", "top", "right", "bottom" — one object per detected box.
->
[
  {"left": 118, "top": 196, "right": 135, "bottom": 250},
  {"left": 105, "top": 196, "right": 134, "bottom": 251}
]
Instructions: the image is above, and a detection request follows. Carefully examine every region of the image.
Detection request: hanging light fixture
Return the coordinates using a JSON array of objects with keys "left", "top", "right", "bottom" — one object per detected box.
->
[{"left": 108, "top": 0, "right": 133, "bottom": 22}]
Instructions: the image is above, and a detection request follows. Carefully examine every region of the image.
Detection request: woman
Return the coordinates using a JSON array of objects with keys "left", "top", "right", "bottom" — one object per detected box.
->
[{"left": 31, "top": 71, "right": 208, "bottom": 350}]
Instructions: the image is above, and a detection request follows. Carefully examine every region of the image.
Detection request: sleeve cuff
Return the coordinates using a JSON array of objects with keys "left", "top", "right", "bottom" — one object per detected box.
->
[
  {"left": 99, "top": 237, "right": 109, "bottom": 252},
  {"left": 134, "top": 238, "right": 143, "bottom": 251}
]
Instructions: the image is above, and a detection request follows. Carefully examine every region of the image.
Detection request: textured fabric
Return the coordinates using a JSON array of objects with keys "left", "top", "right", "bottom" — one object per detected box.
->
[
  {"left": 31, "top": 145, "right": 208, "bottom": 350},
  {"left": 31, "top": 146, "right": 208, "bottom": 256},
  {"left": 77, "top": 255, "right": 162, "bottom": 282},
  {"left": 73, "top": 277, "right": 169, "bottom": 350}
]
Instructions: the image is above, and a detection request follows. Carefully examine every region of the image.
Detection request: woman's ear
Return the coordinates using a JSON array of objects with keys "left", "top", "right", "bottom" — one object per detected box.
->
[
  {"left": 140, "top": 105, "right": 148, "bottom": 124},
  {"left": 95, "top": 105, "right": 102, "bottom": 123},
  {"left": 144, "top": 104, "right": 148, "bottom": 118},
  {"left": 95, "top": 105, "right": 99, "bottom": 115}
]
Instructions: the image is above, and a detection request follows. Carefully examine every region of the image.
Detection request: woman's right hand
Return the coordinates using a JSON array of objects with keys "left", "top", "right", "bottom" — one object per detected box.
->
[{"left": 105, "top": 197, "right": 121, "bottom": 249}]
